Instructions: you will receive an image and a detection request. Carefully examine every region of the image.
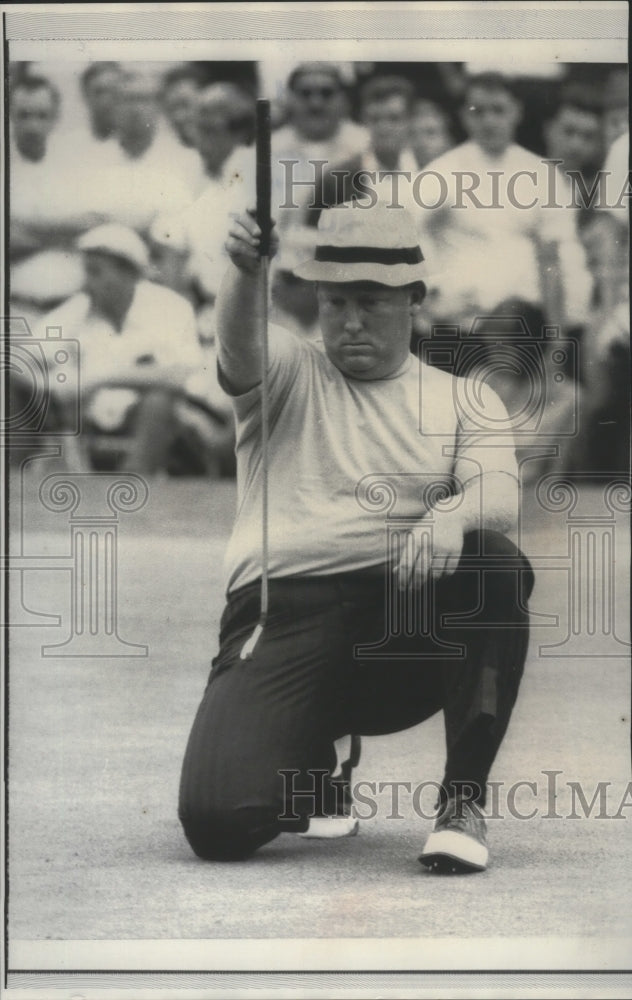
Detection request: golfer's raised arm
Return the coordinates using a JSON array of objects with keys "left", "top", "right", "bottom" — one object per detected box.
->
[{"left": 216, "top": 211, "right": 275, "bottom": 395}]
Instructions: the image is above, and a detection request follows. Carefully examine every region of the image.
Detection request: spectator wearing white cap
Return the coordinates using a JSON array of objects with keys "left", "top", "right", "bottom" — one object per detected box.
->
[{"left": 38, "top": 223, "right": 209, "bottom": 473}]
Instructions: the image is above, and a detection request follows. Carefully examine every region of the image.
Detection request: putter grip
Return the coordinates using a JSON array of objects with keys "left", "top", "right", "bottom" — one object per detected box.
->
[{"left": 256, "top": 99, "right": 272, "bottom": 257}]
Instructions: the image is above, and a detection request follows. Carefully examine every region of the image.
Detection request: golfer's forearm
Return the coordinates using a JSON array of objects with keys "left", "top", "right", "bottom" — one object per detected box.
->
[
  {"left": 456, "top": 472, "right": 520, "bottom": 535},
  {"left": 216, "top": 262, "right": 264, "bottom": 394}
]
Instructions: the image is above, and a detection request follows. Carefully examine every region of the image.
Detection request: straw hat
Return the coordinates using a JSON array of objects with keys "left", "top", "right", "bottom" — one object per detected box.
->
[{"left": 293, "top": 202, "right": 428, "bottom": 288}]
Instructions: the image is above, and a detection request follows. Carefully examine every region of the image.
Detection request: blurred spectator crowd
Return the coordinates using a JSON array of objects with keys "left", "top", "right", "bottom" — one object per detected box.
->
[{"left": 7, "top": 58, "right": 629, "bottom": 479}]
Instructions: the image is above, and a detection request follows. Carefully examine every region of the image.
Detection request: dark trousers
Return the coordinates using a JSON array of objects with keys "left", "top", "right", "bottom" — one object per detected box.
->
[{"left": 179, "top": 530, "right": 534, "bottom": 860}]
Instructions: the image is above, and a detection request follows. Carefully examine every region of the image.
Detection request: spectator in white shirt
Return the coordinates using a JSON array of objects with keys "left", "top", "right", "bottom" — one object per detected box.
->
[
  {"left": 602, "top": 67, "right": 628, "bottom": 153},
  {"left": 150, "top": 83, "right": 256, "bottom": 310},
  {"left": 410, "top": 98, "right": 455, "bottom": 170},
  {"left": 419, "top": 72, "right": 591, "bottom": 331},
  {"left": 39, "top": 224, "right": 210, "bottom": 473},
  {"left": 90, "top": 69, "right": 204, "bottom": 234},
  {"left": 194, "top": 82, "right": 255, "bottom": 181},
  {"left": 10, "top": 72, "right": 60, "bottom": 165},
  {"left": 276, "top": 62, "right": 367, "bottom": 150},
  {"left": 161, "top": 64, "right": 204, "bottom": 149},
  {"left": 80, "top": 62, "right": 122, "bottom": 143},
  {"left": 600, "top": 130, "right": 629, "bottom": 230},
  {"left": 543, "top": 84, "right": 603, "bottom": 187},
  {"left": 9, "top": 74, "right": 103, "bottom": 313},
  {"left": 10, "top": 74, "right": 63, "bottom": 260},
  {"left": 61, "top": 63, "right": 127, "bottom": 206},
  {"left": 148, "top": 84, "right": 257, "bottom": 441},
  {"left": 305, "top": 75, "right": 418, "bottom": 224},
  {"left": 272, "top": 63, "right": 369, "bottom": 231}
]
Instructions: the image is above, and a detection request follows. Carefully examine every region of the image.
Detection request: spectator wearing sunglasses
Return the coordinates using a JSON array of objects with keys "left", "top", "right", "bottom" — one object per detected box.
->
[{"left": 271, "top": 63, "right": 369, "bottom": 232}]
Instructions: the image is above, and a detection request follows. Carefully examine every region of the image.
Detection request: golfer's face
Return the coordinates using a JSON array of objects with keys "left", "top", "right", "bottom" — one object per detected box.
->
[{"left": 316, "top": 281, "right": 415, "bottom": 380}]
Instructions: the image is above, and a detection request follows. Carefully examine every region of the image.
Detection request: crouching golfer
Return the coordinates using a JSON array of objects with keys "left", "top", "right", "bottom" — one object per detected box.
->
[{"left": 179, "top": 202, "right": 534, "bottom": 873}]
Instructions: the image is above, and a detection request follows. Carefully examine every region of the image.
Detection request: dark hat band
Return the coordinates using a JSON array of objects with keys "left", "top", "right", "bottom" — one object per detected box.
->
[{"left": 314, "top": 244, "right": 424, "bottom": 265}]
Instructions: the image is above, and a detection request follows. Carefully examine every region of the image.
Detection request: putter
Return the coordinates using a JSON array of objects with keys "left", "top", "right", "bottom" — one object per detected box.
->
[{"left": 240, "top": 99, "right": 272, "bottom": 661}]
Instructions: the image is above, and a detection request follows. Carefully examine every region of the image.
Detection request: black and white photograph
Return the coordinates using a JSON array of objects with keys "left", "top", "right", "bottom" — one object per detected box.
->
[{"left": 2, "top": 3, "right": 630, "bottom": 997}]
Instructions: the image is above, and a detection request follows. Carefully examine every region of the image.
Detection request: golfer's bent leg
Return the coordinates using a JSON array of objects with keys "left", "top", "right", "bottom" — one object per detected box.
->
[
  {"left": 178, "top": 579, "right": 348, "bottom": 860},
  {"left": 178, "top": 674, "right": 281, "bottom": 861},
  {"left": 435, "top": 529, "right": 534, "bottom": 807}
]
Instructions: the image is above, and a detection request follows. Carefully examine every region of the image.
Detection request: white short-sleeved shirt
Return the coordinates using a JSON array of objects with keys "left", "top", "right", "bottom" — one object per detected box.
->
[
  {"left": 600, "top": 132, "right": 629, "bottom": 225},
  {"left": 418, "top": 141, "right": 591, "bottom": 322},
  {"left": 39, "top": 279, "right": 202, "bottom": 385},
  {"left": 87, "top": 126, "right": 205, "bottom": 233},
  {"left": 223, "top": 325, "right": 518, "bottom": 593}
]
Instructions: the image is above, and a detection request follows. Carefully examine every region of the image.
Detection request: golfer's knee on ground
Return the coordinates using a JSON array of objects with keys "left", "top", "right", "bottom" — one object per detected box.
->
[{"left": 179, "top": 803, "right": 280, "bottom": 861}]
